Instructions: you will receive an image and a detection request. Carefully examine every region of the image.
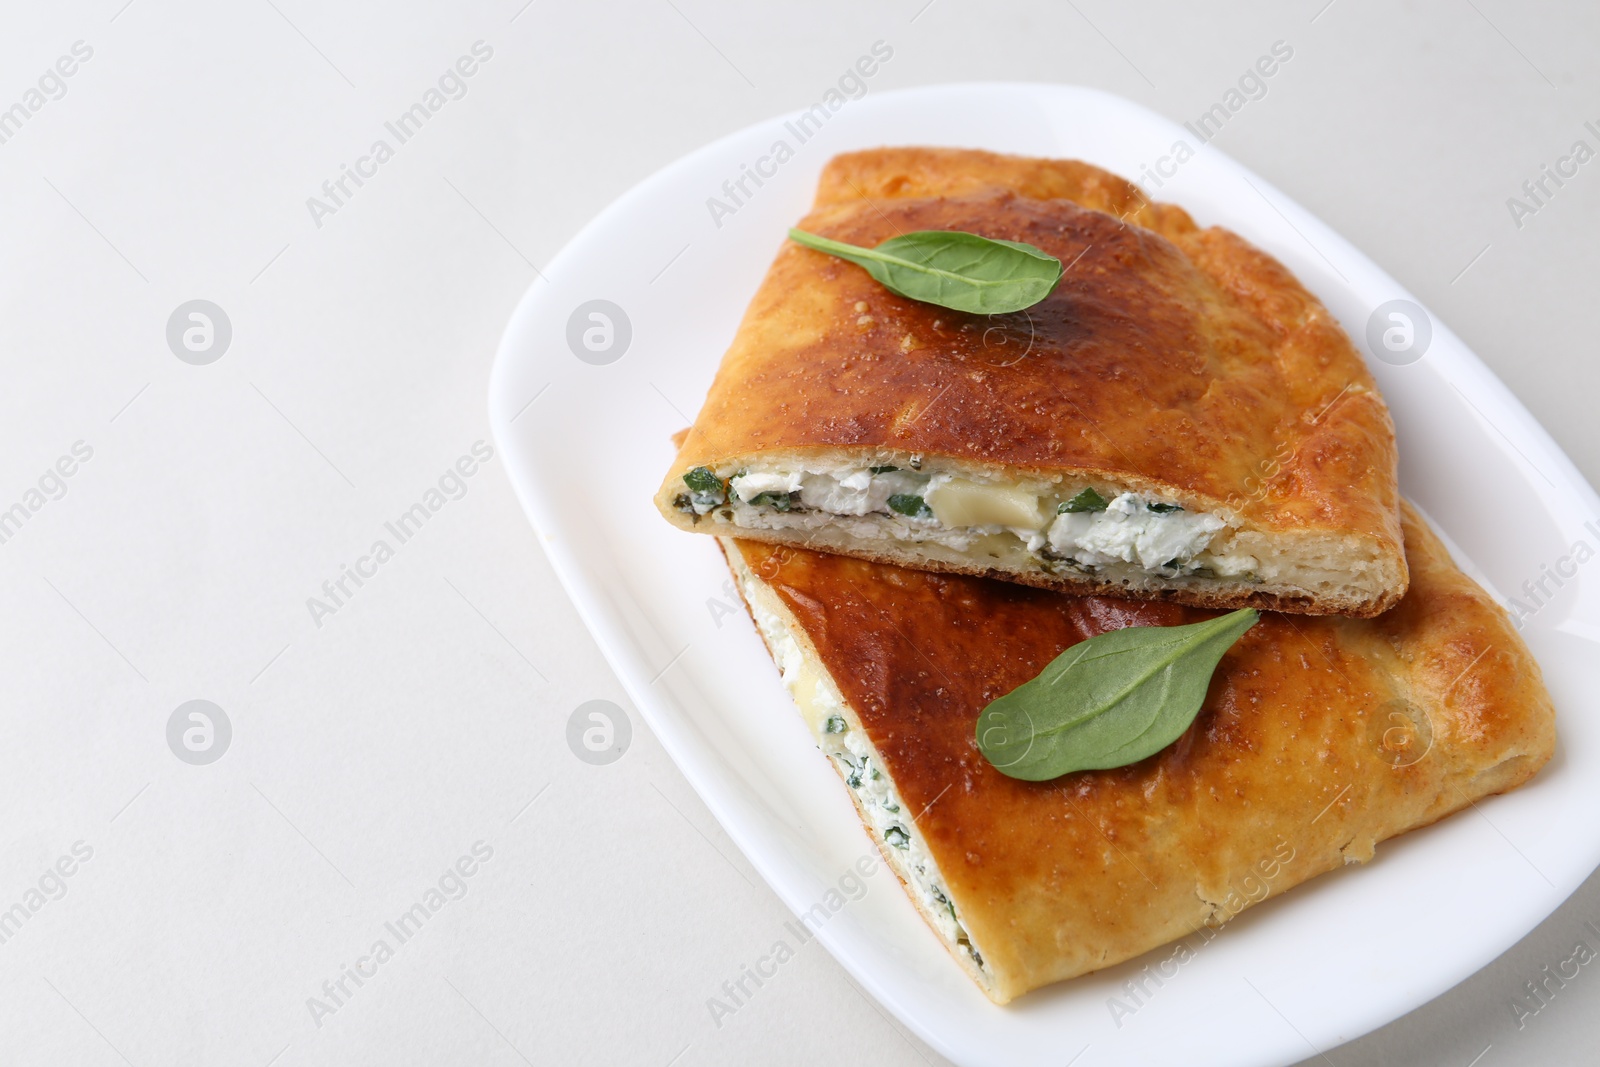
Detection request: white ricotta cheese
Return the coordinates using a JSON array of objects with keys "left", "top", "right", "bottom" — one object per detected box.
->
[
  {"left": 729, "top": 470, "right": 802, "bottom": 498},
  {"left": 730, "top": 466, "right": 935, "bottom": 517},
  {"left": 1048, "top": 493, "right": 1224, "bottom": 570}
]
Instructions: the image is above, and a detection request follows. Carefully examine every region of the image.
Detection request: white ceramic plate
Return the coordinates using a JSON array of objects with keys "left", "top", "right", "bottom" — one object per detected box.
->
[{"left": 489, "top": 83, "right": 1600, "bottom": 1067}]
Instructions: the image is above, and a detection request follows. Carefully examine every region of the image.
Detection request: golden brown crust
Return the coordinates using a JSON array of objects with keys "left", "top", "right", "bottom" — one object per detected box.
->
[
  {"left": 657, "top": 146, "right": 1407, "bottom": 614},
  {"left": 725, "top": 502, "right": 1555, "bottom": 1003}
]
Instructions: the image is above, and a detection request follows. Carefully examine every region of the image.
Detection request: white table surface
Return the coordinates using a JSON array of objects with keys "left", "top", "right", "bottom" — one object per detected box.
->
[{"left": 2, "top": 1, "right": 1596, "bottom": 1064}]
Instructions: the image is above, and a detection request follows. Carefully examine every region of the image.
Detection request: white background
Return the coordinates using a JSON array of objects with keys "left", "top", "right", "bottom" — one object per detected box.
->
[{"left": 0, "top": 1, "right": 1596, "bottom": 1065}]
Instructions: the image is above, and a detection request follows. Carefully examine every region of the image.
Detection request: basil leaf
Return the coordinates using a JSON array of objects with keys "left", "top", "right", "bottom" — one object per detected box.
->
[
  {"left": 1059, "top": 487, "right": 1109, "bottom": 513},
  {"left": 788, "top": 228, "right": 1063, "bottom": 315},
  {"left": 976, "top": 609, "right": 1259, "bottom": 781},
  {"left": 887, "top": 493, "right": 932, "bottom": 518}
]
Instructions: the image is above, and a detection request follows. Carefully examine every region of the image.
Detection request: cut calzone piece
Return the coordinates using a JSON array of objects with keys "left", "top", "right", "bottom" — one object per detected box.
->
[
  {"left": 719, "top": 502, "right": 1553, "bottom": 1004},
  {"left": 659, "top": 147, "right": 1408, "bottom": 616}
]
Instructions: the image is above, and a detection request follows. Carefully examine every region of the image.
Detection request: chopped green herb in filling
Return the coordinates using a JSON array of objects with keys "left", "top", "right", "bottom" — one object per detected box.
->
[
  {"left": 823, "top": 715, "right": 847, "bottom": 734},
  {"left": 1059, "top": 487, "right": 1109, "bottom": 513},
  {"left": 842, "top": 755, "right": 864, "bottom": 788},
  {"left": 1146, "top": 502, "right": 1183, "bottom": 513},
  {"left": 747, "top": 491, "right": 793, "bottom": 511},
  {"left": 888, "top": 493, "right": 933, "bottom": 518},
  {"left": 682, "top": 466, "right": 723, "bottom": 495},
  {"left": 869, "top": 465, "right": 900, "bottom": 474},
  {"left": 884, "top": 826, "right": 911, "bottom": 850}
]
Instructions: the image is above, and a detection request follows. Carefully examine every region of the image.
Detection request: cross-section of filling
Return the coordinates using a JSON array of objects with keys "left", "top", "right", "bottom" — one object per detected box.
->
[
  {"left": 820, "top": 717, "right": 984, "bottom": 969},
  {"left": 676, "top": 462, "right": 1255, "bottom": 581},
  {"left": 733, "top": 554, "right": 987, "bottom": 974}
]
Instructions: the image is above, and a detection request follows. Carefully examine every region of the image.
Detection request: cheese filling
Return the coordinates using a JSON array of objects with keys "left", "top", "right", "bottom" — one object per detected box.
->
[
  {"left": 679, "top": 463, "right": 1246, "bottom": 579},
  {"left": 822, "top": 724, "right": 984, "bottom": 969},
  {"left": 1041, "top": 492, "right": 1226, "bottom": 572},
  {"left": 736, "top": 554, "right": 987, "bottom": 973}
]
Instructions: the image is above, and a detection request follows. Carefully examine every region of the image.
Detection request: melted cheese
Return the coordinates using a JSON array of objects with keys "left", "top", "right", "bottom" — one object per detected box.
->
[{"left": 924, "top": 478, "right": 1046, "bottom": 529}]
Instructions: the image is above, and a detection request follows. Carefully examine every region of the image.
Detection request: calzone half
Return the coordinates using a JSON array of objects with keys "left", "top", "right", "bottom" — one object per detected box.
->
[
  {"left": 719, "top": 502, "right": 1554, "bottom": 1003},
  {"left": 659, "top": 147, "right": 1408, "bottom": 616}
]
